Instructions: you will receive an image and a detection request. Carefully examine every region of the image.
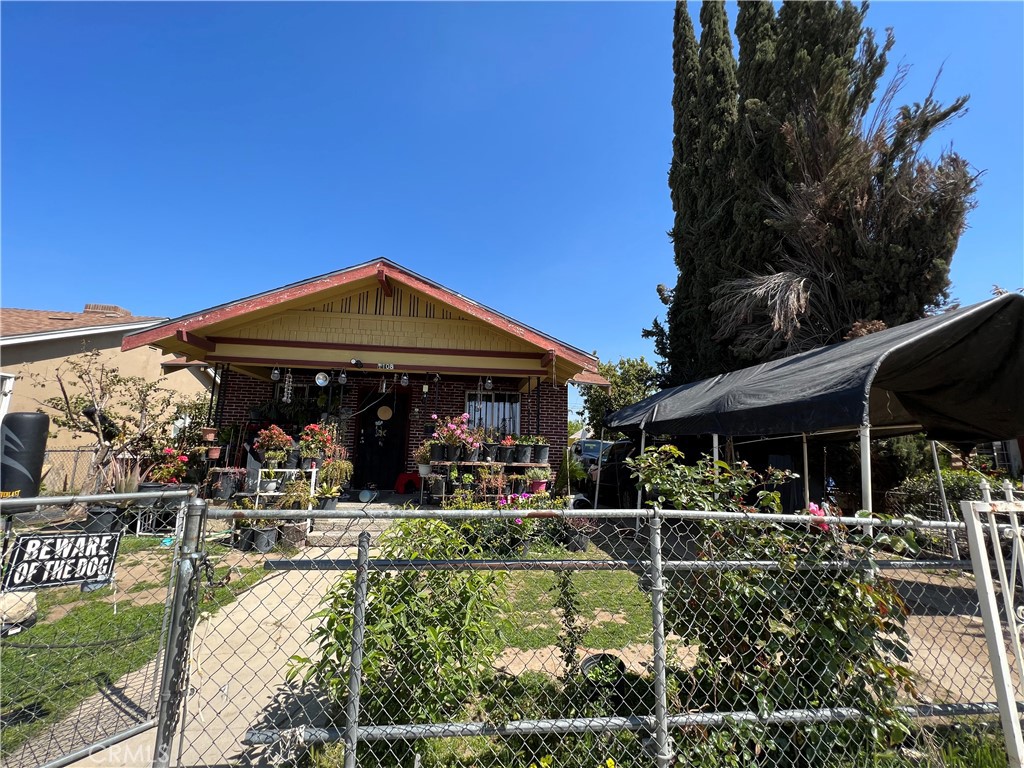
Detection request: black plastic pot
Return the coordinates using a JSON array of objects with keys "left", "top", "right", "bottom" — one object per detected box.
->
[
  {"left": 533, "top": 445, "right": 550, "bottom": 464},
  {"left": 580, "top": 653, "right": 627, "bottom": 706},
  {"left": 240, "top": 526, "right": 279, "bottom": 553},
  {"left": 85, "top": 505, "right": 123, "bottom": 533},
  {"left": 513, "top": 445, "right": 532, "bottom": 463}
]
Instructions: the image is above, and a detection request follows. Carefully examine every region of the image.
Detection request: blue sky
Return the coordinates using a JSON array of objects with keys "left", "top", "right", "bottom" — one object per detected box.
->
[{"left": 3, "top": 1, "right": 1022, "bottom": 380}]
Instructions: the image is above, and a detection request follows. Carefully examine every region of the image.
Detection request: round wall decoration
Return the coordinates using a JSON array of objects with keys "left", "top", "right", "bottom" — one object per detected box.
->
[{"left": 377, "top": 405, "right": 393, "bottom": 421}]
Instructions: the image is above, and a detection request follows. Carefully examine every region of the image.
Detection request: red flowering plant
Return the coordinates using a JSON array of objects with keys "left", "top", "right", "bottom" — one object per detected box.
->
[
  {"left": 146, "top": 446, "right": 190, "bottom": 483},
  {"left": 255, "top": 424, "right": 293, "bottom": 465},
  {"left": 299, "top": 423, "right": 334, "bottom": 459}
]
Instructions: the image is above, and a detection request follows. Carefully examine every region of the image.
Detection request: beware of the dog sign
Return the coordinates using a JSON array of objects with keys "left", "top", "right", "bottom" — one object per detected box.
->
[{"left": 2, "top": 532, "right": 121, "bottom": 591}]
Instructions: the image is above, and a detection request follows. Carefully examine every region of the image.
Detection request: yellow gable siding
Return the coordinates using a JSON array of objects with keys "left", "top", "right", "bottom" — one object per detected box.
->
[{"left": 220, "top": 282, "right": 540, "bottom": 356}]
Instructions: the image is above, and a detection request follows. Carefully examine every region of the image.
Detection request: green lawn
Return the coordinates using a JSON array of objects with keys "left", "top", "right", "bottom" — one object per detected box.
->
[
  {"left": 501, "top": 543, "right": 652, "bottom": 651},
  {"left": 0, "top": 538, "right": 266, "bottom": 757}
]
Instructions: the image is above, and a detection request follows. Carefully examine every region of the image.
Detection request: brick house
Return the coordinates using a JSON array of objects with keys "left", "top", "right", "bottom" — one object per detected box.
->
[{"left": 121, "top": 259, "right": 605, "bottom": 490}]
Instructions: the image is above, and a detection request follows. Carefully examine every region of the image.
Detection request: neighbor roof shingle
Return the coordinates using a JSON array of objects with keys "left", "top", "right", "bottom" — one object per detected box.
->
[{"left": 0, "top": 304, "right": 164, "bottom": 339}]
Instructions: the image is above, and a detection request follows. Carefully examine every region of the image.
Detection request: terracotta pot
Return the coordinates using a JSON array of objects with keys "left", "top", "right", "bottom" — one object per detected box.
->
[
  {"left": 201, "top": 427, "right": 217, "bottom": 442},
  {"left": 206, "top": 445, "right": 222, "bottom": 460}
]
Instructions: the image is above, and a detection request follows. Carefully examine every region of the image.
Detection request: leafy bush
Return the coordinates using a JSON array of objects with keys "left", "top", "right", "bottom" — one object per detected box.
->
[
  {"left": 291, "top": 519, "right": 505, "bottom": 765},
  {"left": 629, "top": 446, "right": 915, "bottom": 767},
  {"left": 890, "top": 469, "right": 988, "bottom": 520}
]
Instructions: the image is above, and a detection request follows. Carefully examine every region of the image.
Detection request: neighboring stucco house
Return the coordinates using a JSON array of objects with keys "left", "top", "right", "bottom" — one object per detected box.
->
[
  {"left": 122, "top": 259, "right": 606, "bottom": 490},
  {"left": 0, "top": 303, "right": 212, "bottom": 458}
]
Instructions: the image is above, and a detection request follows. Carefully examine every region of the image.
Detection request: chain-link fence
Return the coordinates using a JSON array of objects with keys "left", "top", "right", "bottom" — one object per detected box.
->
[
  {"left": 3, "top": 492, "right": 1021, "bottom": 768},
  {"left": 0, "top": 489, "right": 191, "bottom": 768},
  {"left": 134, "top": 500, "right": 1022, "bottom": 768},
  {"left": 39, "top": 449, "right": 96, "bottom": 497}
]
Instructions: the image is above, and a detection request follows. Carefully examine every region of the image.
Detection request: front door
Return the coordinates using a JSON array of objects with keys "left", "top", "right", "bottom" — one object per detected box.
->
[{"left": 353, "top": 388, "right": 409, "bottom": 490}]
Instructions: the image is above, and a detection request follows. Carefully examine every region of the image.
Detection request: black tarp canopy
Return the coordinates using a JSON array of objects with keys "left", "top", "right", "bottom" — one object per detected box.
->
[{"left": 607, "top": 293, "right": 1024, "bottom": 442}]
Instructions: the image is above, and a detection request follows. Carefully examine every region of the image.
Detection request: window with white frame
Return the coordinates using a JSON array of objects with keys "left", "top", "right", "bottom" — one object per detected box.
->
[{"left": 466, "top": 391, "right": 520, "bottom": 435}]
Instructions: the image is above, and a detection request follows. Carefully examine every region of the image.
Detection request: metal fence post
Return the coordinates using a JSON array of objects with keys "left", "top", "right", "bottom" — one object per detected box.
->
[
  {"left": 961, "top": 494, "right": 1024, "bottom": 767},
  {"left": 344, "top": 531, "right": 372, "bottom": 768},
  {"left": 647, "top": 510, "right": 673, "bottom": 768},
  {"left": 152, "top": 496, "right": 207, "bottom": 768}
]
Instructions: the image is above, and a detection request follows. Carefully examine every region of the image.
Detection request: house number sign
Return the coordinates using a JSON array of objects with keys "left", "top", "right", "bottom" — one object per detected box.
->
[{"left": 376, "top": 363, "right": 394, "bottom": 370}]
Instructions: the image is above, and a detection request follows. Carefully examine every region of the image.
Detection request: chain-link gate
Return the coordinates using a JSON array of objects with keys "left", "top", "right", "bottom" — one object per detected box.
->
[{"left": 0, "top": 488, "right": 192, "bottom": 768}]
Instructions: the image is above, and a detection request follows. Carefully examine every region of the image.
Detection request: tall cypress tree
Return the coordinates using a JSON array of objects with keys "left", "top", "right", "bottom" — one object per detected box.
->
[
  {"left": 656, "top": 0, "right": 976, "bottom": 378},
  {"left": 661, "top": 1, "right": 702, "bottom": 384},
  {"left": 664, "top": 0, "right": 737, "bottom": 383},
  {"left": 730, "top": 1, "right": 779, "bottom": 286}
]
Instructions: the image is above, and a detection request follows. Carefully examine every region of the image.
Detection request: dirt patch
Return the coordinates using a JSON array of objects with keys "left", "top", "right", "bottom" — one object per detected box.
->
[{"left": 494, "top": 642, "right": 698, "bottom": 677}]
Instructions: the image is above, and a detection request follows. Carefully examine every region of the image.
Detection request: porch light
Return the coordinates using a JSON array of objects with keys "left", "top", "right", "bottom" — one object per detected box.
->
[
  {"left": 339, "top": 370, "right": 348, "bottom": 384},
  {"left": 315, "top": 372, "right": 330, "bottom": 387},
  {"left": 270, "top": 367, "right": 281, "bottom": 381},
  {"left": 350, "top": 358, "right": 364, "bottom": 368},
  {"left": 400, "top": 373, "right": 409, "bottom": 387},
  {"left": 485, "top": 376, "right": 493, "bottom": 390}
]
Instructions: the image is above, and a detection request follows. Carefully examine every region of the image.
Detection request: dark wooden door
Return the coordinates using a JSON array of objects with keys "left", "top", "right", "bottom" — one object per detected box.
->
[{"left": 353, "top": 388, "right": 409, "bottom": 490}]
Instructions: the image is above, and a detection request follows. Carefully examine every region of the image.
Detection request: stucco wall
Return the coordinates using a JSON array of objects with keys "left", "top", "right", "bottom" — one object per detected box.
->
[{"left": 2, "top": 330, "right": 210, "bottom": 449}]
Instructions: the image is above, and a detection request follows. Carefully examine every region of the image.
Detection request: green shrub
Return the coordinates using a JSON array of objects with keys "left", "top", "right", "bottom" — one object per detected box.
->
[
  {"left": 890, "top": 469, "right": 988, "bottom": 519},
  {"left": 629, "top": 446, "right": 916, "bottom": 767},
  {"left": 290, "top": 519, "right": 506, "bottom": 766}
]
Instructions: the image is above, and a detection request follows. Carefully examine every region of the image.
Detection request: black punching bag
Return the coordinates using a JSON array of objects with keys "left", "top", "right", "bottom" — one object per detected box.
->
[{"left": 1, "top": 412, "right": 50, "bottom": 498}]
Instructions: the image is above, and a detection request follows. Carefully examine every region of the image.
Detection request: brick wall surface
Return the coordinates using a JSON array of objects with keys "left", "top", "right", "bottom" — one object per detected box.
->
[{"left": 213, "top": 369, "right": 567, "bottom": 486}]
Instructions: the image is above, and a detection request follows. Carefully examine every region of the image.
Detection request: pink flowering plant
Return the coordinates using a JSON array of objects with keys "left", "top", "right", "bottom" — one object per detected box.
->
[
  {"left": 430, "top": 413, "right": 480, "bottom": 451},
  {"left": 255, "top": 424, "right": 293, "bottom": 463},
  {"left": 146, "top": 446, "right": 190, "bottom": 483}
]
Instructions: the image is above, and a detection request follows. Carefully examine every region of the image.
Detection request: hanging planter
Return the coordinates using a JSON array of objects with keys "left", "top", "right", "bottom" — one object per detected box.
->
[
  {"left": 206, "top": 445, "right": 222, "bottom": 461},
  {"left": 201, "top": 426, "right": 217, "bottom": 442}
]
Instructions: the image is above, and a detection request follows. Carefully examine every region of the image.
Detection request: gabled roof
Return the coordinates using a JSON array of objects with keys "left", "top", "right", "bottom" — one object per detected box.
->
[
  {"left": 1, "top": 305, "right": 164, "bottom": 346},
  {"left": 122, "top": 259, "right": 599, "bottom": 375},
  {"left": 606, "top": 293, "right": 1024, "bottom": 442}
]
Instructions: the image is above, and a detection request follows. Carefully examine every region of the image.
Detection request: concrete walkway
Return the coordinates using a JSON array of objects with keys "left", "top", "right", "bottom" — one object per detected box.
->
[{"left": 62, "top": 514, "right": 393, "bottom": 768}]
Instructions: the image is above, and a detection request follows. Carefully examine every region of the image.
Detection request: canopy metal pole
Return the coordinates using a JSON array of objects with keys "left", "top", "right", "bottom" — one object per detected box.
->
[
  {"left": 931, "top": 440, "right": 960, "bottom": 560},
  {"left": 860, "top": 425, "right": 873, "bottom": 536},
  {"left": 712, "top": 434, "right": 719, "bottom": 463},
  {"left": 802, "top": 433, "right": 810, "bottom": 509},
  {"left": 594, "top": 426, "right": 605, "bottom": 507},
  {"left": 635, "top": 428, "right": 647, "bottom": 533}
]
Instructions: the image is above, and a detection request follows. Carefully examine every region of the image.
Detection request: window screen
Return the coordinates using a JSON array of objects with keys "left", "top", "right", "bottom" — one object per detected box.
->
[{"left": 466, "top": 391, "right": 520, "bottom": 435}]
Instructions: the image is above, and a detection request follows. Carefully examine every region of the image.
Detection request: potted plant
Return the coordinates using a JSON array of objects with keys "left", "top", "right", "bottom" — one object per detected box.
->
[
  {"left": 497, "top": 434, "right": 516, "bottom": 463},
  {"left": 255, "top": 424, "right": 293, "bottom": 468},
  {"left": 316, "top": 484, "right": 343, "bottom": 510},
  {"left": 431, "top": 413, "right": 473, "bottom": 461},
  {"left": 513, "top": 436, "right": 533, "bottom": 464},
  {"left": 479, "top": 428, "right": 501, "bottom": 462},
  {"left": 531, "top": 435, "right": 550, "bottom": 464},
  {"left": 426, "top": 472, "right": 446, "bottom": 499},
  {"left": 277, "top": 479, "right": 314, "bottom": 511},
  {"left": 508, "top": 473, "right": 528, "bottom": 494},
  {"left": 298, "top": 423, "right": 334, "bottom": 469},
  {"left": 524, "top": 466, "right": 550, "bottom": 492},
  {"left": 413, "top": 441, "right": 434, "bottom": 477},
  {"left": 208, "top": 467, "right": 247, "bottom": 501},
  {"left": 562, "top": 515, "right": 596, "bottom": 552},
  {"left": 237, "top": 517, "right": 279, "bottom": 553},
  {"left": 319, "top": 453, "right": 354, "bottom": 489},
  {"left": 200, "top": 426, "right": 217, "bottom": 442}
]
